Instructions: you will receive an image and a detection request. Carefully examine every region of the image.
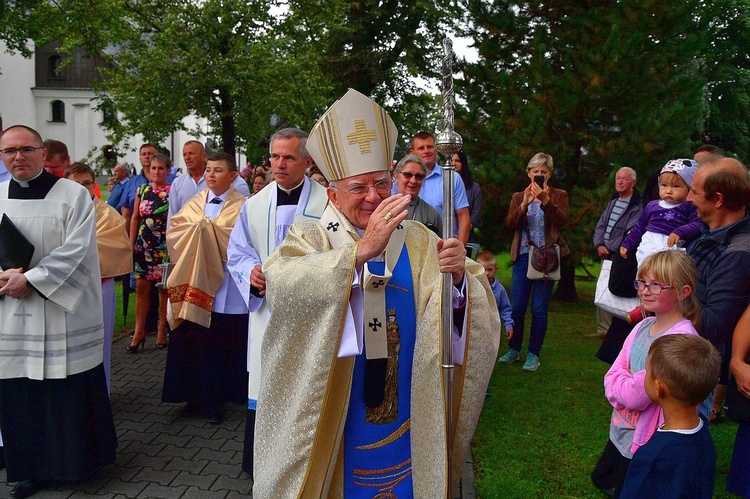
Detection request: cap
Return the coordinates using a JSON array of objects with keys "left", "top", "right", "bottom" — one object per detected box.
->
[{"left": 660, "top": 159, "right": 698, "bottom": 188}]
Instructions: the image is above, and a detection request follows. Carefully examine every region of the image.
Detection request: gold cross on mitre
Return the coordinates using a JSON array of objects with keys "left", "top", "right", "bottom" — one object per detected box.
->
[{"left": 347, "top": 120, "right": 377, "bottom": 154}]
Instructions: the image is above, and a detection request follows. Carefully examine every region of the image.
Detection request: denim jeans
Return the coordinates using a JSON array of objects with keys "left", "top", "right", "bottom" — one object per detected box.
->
[{"left": 509, "top": 253, "right": 555, "bottom": 356}]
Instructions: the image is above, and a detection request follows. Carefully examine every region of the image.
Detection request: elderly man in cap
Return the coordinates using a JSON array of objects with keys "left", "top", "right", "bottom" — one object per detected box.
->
[{"left": 253, "top": 89, "right": 500, "bottom": 497}]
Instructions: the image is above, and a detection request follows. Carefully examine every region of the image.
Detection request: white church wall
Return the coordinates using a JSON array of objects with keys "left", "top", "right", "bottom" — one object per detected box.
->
[{"left": 2, "top": 41, "right": 214, "bottom": 176}]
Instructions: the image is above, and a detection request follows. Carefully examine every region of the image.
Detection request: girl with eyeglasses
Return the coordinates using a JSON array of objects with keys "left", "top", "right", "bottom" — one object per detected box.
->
[{"left": 592, "top": 250, "right": 702, "bottom": 497}]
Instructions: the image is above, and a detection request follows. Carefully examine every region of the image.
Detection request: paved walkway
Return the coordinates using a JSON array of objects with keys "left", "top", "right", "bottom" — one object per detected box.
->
[{"left": 0, "top": 333, "right": 476, "bottom": 498}]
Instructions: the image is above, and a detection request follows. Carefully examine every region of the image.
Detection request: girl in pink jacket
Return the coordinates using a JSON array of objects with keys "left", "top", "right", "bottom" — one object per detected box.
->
[{"left": 592, "top": 250, "right": 701, "bottom": 497}]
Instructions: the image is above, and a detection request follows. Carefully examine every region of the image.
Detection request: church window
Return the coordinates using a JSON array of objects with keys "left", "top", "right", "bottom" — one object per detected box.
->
[
  {"left": 51, "top": 100, "right": 66, "bottom": 122},
  {"left": 48, "top": 55, "right": 64, "bottom": 79}
]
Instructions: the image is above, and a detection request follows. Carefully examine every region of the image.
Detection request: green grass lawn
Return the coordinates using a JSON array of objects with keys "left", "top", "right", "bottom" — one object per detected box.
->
[{"left": 473, "top": 254, "right": 740, "bottom": 497}]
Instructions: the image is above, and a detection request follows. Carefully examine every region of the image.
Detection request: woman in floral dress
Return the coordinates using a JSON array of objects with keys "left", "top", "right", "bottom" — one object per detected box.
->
[{"left": 128, "top": 153, "right": 171, "bottom": 351}]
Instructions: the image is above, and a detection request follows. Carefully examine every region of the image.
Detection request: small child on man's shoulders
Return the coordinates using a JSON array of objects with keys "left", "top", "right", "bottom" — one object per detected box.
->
[
  {"left": 620, "top": 159, "right": 702, "bottom": 267},
  {"left": 476, "top": 251, "right": 513, "bottom": 342},
  {"left": 620, "top": 334, "right": 720, "bottom": 499}
]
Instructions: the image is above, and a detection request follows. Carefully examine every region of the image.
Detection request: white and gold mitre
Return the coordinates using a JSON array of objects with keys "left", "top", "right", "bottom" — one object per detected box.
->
[{"left": 306, "top": 88, "right": 398, "bottom": 182}]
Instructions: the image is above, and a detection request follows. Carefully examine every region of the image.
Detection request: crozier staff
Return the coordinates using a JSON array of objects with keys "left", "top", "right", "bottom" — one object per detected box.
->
[{"left": 253, "top": 89, "right": 500, "bottom": 497}]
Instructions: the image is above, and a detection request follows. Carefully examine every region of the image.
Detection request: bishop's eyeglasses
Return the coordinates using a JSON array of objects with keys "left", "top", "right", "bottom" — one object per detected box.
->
[{"left": 332, "top": 178, "right": 393, "bottom": 197}]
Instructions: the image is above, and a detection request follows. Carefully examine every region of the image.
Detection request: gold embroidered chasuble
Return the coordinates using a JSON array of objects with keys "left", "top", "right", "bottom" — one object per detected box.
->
[
  {"left": 166, "top": 187, "right": 245, "bottom": 329},
  {"left": 256, "top": 207, "right": 501, "bottom": 497},
  {"left": 94, "top": 197, "right": 133, "bottom": 279}
]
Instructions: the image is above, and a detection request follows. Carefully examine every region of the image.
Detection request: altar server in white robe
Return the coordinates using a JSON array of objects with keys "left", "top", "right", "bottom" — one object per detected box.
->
[
  {"left": 0, "top": 126, "right": 117, "bottom": 499},
  {"left": 162, "top": 152, "right": 249, "bottom": 425},
  {"left": 227, "top": 128, "right": 328, "bottom": 476},
  {"left": 64, "top": 162, "right": 133, "bottom": 395}
]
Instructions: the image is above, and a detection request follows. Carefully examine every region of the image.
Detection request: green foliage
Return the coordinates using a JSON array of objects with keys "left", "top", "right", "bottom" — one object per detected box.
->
[
  {"left": 458, "top": 0, "right": 715, "bottom": 298},
  {"left": 696, "top": 0, "right": 750, "bottom": 159},
  {"left": 92, "top": 0, "right": 332, "bottom": 156},
  {"left": 459, "top": 0, "right": 710, "bottom": 192},
  {"left": 282, "top": 0, "right": 456, "bottom": 148}
]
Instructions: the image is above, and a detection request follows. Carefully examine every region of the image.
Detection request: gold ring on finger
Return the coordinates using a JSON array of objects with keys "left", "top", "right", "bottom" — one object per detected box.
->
[{"left": 384, "top": 212, "right": 393, "bottom": 222}]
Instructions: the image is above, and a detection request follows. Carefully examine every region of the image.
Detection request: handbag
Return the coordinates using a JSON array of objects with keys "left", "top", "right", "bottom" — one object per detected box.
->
[
  {"left": 725, "top": 374, "right": 750, "bottom": 425},
  {"left": 594, "top": 259, "right": 640, "bottom": 318},
  {"left": 524, "top": 224, "right": 561, "bottom": 281},
  {"left": 526, "top": 244, "right": 561, "bottom": 281}
]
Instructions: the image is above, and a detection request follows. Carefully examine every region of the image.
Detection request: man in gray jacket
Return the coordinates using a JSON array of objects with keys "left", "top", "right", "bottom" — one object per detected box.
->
[{"left": 590, "top": 167, "right": 643, "bottom": 338}]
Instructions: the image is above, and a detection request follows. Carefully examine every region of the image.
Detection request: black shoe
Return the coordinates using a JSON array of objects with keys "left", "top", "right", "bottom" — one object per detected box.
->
[
  {"left": 206, "top": 409, "right": 223, "bottom": 425},
  {"left": 10, "top": 480, "right": 46, "bottom": 498}
]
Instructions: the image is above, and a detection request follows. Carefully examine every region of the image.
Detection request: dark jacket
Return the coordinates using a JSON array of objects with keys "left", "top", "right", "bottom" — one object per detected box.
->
[
  {"left": 506, "top": 187, "right": 569, "bottom": 261},
  {"left": 593, "top": 189, "right": 643, "bottom": 253},
  {"left": 688, "top": 215, "right": 750, "bottom": 357}
]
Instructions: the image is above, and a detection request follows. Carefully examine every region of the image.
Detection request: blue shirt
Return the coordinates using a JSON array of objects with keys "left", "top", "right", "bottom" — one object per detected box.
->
[
  {"left": 419, "top": 164, "right": 469, "bottom": 215},
  {"left": 489, "top": 278, "right": 514, "bottom": 331},
  {"left": 120, "top": 172, "right": 149, "bottom": 212},
  {"left": 107, "top": 177, "right": 130, "bottom": 210}
]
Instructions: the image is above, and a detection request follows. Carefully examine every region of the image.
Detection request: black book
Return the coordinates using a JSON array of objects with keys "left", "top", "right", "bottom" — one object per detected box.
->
[{"left": 0, "top": 213, "right": 35, "bottom": 271}]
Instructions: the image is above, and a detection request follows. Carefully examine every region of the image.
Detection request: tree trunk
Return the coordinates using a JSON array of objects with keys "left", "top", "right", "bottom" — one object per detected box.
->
[
  {"left": 553, "top": 254, "right": 578, "bottom": 302},
  {"left": 218, "top": 85, "right": 235, "bottom": 155}
]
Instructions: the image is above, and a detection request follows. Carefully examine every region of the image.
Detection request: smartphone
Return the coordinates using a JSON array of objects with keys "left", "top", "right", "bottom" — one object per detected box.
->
[{"left": 534, "top": 175, "right": 545, "bottom": 188}]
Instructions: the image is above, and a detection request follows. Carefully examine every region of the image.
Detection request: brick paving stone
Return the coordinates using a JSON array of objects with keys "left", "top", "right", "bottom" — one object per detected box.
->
[
  {"left": 138, "top": 483, "right": 188, "bottom": 499},
  {"left": 141, "top": 413, "right": 179, "bottom": 424},
  {"left": 97, "top": 478, "right": 148, "bottom": 497},
  {"left": 118, "top": 428, "right": 159, "bottom": 444},
  {"left": 170, "top": 470, "right": 217, "bottom": 489},
  {"left": 186, "top": 435, "right": 226, "bottom": 451},
  {"left": 120, "top": 441, "right": 166, "bottom": 457},
  {"left": 69, "top": 492, "right": 120, "bottom": 499},
  {"left": 112, "top": 410, "right": 148, "bottom": 423},
  {"left": 131, "top": 468, "right": 181, "bottom": 486},
  {"left": 139, "top": 403, "right": 175, "bottom": 416},
  {"left": 211, "top": 475, "right": 252, "bottom": 494},
  {"left": 127, "top": 455, "right": 171, "bottom": 471},
  {"left": 203, "top": 461, "right": 243, "bottom": 478},
  {"left": 226, "top": 490, "right": 253, "bottom": 499},
  {"left": 212, "top": 428, "right": 242, "bottom": 440},
  {"left": 178, "top": 424, "right": 219, "bottom": 438},
  {"left": 159, "top": 443, "right": 201, "bottom": 460},
  {"left": 193, "top": 448, "right": 241, "bottom": 464},
  {"left": 58, "top": 476, "right": 110, "bottom": 494},
  {"left": 98, "top": 465, "right": 141, "bottom": 481},
  {"left": 219, "top": 438, "right": 244, "bottom": 452},
  {"left": 182, "top": 486, "right": 229, "bottom": 499},
  {"left": 22, "top": 490, "right": 74, "bottom": 499},
  {"left": 163, "top": 457, "right": 209, "bottom": 474},
  {"left": 152, "top": 432, "right": 194, "bottom": 447}
]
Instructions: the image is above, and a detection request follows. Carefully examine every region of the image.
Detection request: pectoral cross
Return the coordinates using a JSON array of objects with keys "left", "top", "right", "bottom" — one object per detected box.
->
[{"left": 14, "top": 304, "right": 32, "bottom": 326}]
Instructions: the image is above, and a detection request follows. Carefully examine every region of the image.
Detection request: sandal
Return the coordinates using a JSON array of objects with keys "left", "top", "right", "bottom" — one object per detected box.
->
[{"left": 709, "top": 408, "right": 725, "bottom": 424}]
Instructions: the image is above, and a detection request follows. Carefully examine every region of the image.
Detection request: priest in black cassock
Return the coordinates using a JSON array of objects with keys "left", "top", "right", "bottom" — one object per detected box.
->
[{"left": 0, "top": 125, "right": 117, "bottom": 498}]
